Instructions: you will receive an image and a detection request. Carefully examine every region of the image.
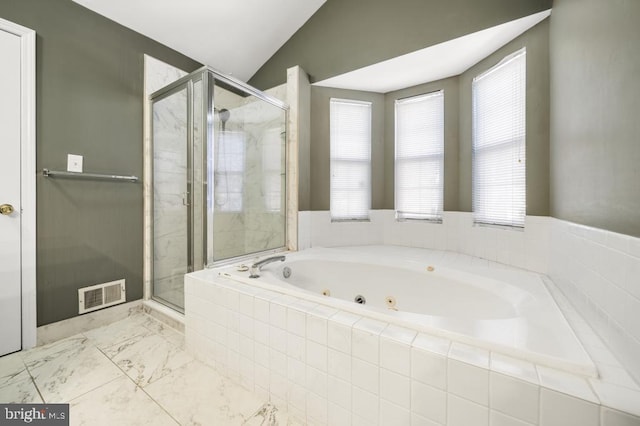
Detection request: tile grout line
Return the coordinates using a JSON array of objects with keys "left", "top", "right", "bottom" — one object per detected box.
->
[
  {"left": 21, "top": 353, "right": 46, "bottom": 404},
  {"left": 92, "top": 323, "right": 184, "bottom": 425}
]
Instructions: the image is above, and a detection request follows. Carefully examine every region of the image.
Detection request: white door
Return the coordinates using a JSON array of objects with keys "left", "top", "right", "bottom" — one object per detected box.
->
[{"left": 0, "top": 27, "right": 23, "bottom": 356}]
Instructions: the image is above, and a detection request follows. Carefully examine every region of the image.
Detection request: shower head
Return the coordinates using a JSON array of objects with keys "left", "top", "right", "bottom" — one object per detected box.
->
[{"left": 218, "top": 108, "right": 230, "bottom": 124}]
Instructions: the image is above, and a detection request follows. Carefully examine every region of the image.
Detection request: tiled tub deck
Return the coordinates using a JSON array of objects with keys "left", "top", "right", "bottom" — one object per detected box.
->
[{"left": 185, "top": 255, "right": 640, "bottom": 426}]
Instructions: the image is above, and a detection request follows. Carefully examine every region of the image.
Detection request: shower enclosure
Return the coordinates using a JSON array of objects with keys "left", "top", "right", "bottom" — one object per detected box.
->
[{"left": 150, "top": 67, "right": 288, "bottom": 312}]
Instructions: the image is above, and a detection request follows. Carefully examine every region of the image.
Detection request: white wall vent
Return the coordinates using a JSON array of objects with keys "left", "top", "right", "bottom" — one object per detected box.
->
[{"left": 78, "top": 279, "right": 126, "bottom": 314}]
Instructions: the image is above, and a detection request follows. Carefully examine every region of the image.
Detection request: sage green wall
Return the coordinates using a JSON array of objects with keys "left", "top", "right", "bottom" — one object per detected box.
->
[
  {"left": 550, "top": 0, "right": 640, "bottom": 237},
  {"left": 249, "top": 0, "right": 552, "bottom": 90},
  {"left": 310, "top": 87, "right": 385, "bottom": 210},
  {"left": 458, "top": 18, "right": 550, "bottom": 215},
  {"left": 384, "top": 78, "right": 460, "bottom": 211},
  {"left": 0, "top": 0, "right": 201, "bottom": 325}
]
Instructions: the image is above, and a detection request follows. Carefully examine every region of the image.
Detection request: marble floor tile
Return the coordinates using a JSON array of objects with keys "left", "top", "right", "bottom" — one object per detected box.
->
[
  {"left": 0, "top": 352, "right": 29, "bottom": 386},
  {"left": 83, "top": 314, "right": 154, "bottom": 350},
  {"left": 1, "top": 313, "right": 293, "bottom": 425},
  {"left": 141, "top": 316, "right": 185, "bottom": 349},
  {"left": 102, "top": 333, "right": 193, "bottom": 387},
  {"left": 69, "top": 376, "right": 178, "bottom": 426},
  {"left": 21, "top": 335, "right": 89, "bottom": 370},
  {"left": 36, "top": 302, "right": 142, "bottom": 347},
  {"left": 25, "top": 336, "right": 124, "bottom": 402},
  {"left": 243, "top": 402, "right": 300, "bottom": 426},
  {"left": 0, "top": 377, "right": 43, "bottom": 404},
  {"left": 145, "top": 359, "right": 281, "bottom": 425}
]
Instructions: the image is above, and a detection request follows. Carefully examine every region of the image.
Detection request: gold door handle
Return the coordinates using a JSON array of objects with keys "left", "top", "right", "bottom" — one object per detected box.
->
[{"left": 0, "top": 204, "right": 15, "bottom": 215}]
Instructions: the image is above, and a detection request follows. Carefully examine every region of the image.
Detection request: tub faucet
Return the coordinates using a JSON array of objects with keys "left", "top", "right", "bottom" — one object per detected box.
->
[{"left": 249, "top": 255, "right": 286, "bottom": 278}]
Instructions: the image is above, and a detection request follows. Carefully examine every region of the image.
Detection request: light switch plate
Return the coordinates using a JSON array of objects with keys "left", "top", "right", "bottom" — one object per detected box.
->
[{"left": 67, "top": 154, "right": 83, "bottom": 173}]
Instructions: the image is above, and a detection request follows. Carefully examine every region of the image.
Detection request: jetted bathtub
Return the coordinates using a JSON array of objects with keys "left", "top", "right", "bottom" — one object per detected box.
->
[{"left": 219, "top": 245, "right": 596, "bottom": 377}]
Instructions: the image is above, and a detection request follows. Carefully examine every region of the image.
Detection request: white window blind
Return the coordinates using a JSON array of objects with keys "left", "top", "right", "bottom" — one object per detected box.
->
[
  {"left": 330, "top": 98, "right": 372, "bottom": 221},
  {"left": 472, "top": 48, "right": 526, "bottom": 228},
  {"left": 214, "top": 131, "right": 245, "bottom": 212},
  {"left": 395, "top": 90, "right": 444, "bottom": 221}
]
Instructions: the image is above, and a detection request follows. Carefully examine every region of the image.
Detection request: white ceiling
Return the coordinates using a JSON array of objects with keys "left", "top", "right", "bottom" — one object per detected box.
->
[
  {"left": 72, "top": 0, "right": 326, "bottom": 82},
  {"left": 314, "top": 10, "right": 551, "bottom": 93}
]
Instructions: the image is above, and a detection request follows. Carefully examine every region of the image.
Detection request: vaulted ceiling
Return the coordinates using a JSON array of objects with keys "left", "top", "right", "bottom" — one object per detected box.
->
[{"left": 72, "top": 0, "right": 326, "bottom": 81}]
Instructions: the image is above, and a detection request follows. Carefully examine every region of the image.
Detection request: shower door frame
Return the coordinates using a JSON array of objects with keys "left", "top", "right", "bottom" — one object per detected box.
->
[
  {"left": 148, "top": 66, "right": 290, "bottom": 311},
  {"left": 149, "top": 72, "right": 207, "bottom": 312},
  {"left": 206, "top": 70, "right": 290, "bottom": 266}
]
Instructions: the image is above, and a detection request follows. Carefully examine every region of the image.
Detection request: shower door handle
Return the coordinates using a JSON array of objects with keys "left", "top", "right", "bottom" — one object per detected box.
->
[{"left": 182, "top": 192, "right": 190, "bottom": 206}]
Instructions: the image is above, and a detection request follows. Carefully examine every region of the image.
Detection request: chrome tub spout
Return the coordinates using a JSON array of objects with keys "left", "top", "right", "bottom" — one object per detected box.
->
[{"left": 249, "top": 255, "right": 286, "bottom": 278}]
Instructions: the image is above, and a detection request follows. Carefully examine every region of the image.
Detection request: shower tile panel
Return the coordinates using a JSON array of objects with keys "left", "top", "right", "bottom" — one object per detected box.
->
[
  {"left": 145, "top": 56, "right": 188, "bottom": 95},
  {"left": 265, "top": 83, "right": 287, "bottom": 104}
]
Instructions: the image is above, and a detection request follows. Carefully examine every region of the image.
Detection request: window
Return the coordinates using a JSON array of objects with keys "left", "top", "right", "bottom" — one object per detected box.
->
[
  {"left": 214, "top": 131, "right": 245, "bottom": 212},
  {"left": 472, "top": 48, "right": 526, "bottom": 228},
  {"left": 330, "top": 98, "right": 372, "bottom": 221},
  {"left": 395, "top": 90, "right": 444, "bottom": 221}
]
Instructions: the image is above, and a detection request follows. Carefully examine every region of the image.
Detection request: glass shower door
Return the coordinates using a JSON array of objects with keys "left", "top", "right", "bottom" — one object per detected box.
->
[
  {"left": 208, "top": 77, "right": 287, "bottom": 263},
  {"left": 152, "top": 85, "right": 189, "bottom": 310}
]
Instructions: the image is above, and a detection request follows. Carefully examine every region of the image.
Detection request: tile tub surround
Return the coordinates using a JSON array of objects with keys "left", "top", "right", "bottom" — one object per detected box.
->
[
  {"left": 299, "top": 210, "right": 550, "bottom": 275},
  {"left": 549, "top": 219, "right": 640, "bottom": 386},
  {"left": 299, "top": 210, "right": 640, "bottom": 385},
  {"left": 185, "top": 268, "right": 640, "bottom": 426}
]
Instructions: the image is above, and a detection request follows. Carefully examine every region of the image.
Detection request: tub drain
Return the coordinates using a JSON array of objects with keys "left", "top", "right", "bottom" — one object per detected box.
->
[{"left": 354, "top": 295, "right": 366, "bottom": 305}]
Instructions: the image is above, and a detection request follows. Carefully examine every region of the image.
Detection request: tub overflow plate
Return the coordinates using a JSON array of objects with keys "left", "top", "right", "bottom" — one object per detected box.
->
[{"left": 282, "top": 266, "right": 292, "bottom": 279}]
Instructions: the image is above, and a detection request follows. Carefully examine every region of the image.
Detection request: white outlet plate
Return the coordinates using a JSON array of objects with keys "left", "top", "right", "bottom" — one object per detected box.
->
[{"left": 67, "top": 154, "right": 83, "bottom": 173}]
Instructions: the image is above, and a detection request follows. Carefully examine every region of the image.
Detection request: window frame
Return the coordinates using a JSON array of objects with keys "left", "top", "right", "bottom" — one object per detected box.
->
[
  {"left": 472, "top": 48, "right": 527, "bottom": 229},
  {"left": 329, "top": 98, "right": 372, "bottom": 222},
  {"left": 394, "top": 90, "right": 445, "bottom": 223}
]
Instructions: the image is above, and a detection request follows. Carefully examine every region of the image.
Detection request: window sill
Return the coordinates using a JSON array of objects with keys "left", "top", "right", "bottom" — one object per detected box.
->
[
  {"left": 330, "top": 218, "right": 371, "bottom": 223},
  {"left": 396, "top": 217, "right": 443, "bottom": 224},
  {"left": 473, "top": 222, "right": 524, "bottom": 231}
]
